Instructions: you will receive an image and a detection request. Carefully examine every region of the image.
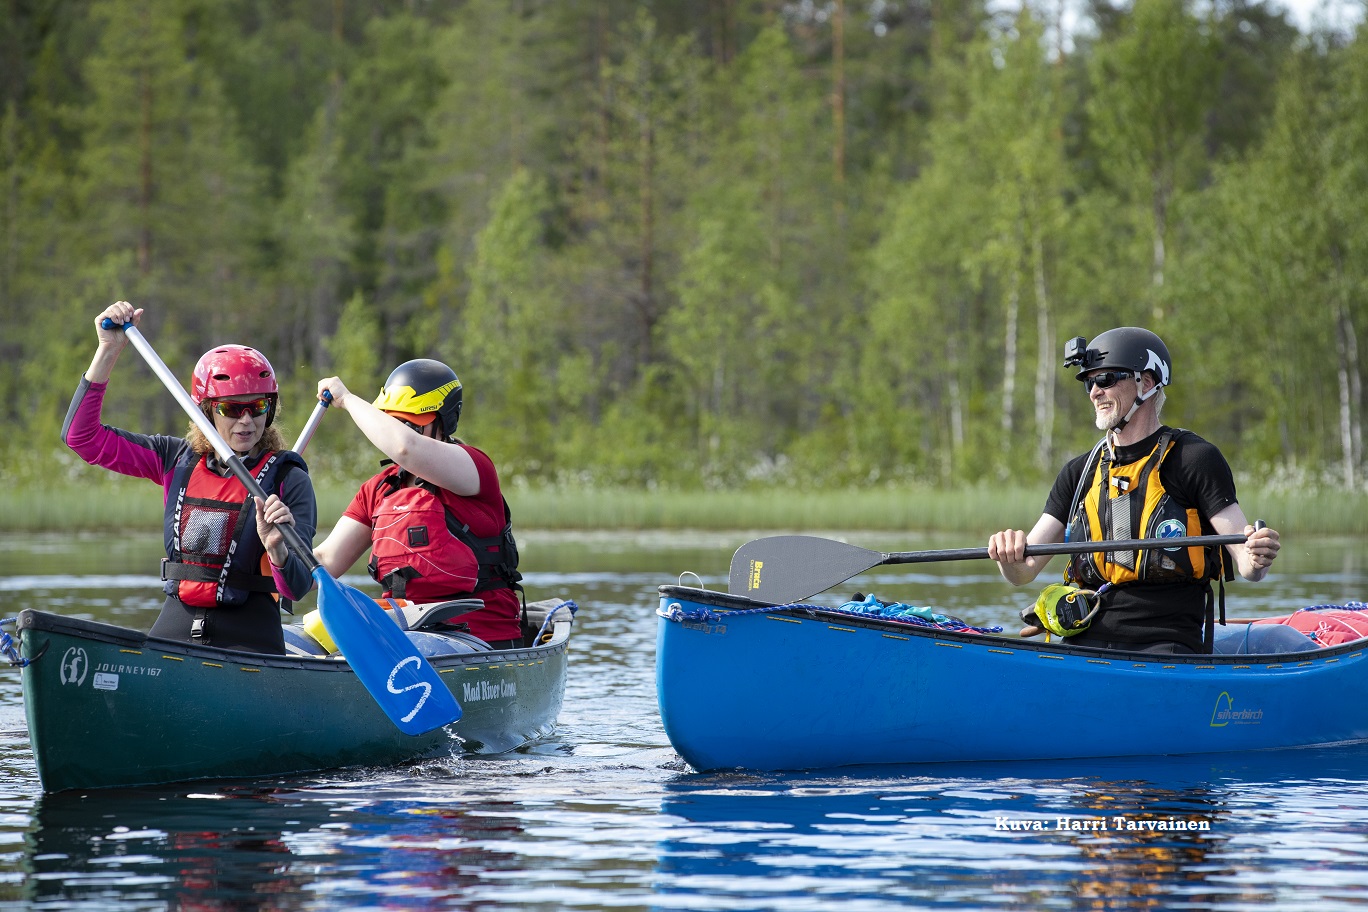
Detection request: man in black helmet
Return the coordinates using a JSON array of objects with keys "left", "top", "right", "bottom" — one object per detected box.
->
[{"left": 987, "top": 327, "right": 1281, "bottom": 654}]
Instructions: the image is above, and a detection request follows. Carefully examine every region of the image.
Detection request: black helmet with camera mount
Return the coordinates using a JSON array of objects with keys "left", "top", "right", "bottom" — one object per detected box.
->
[{"left": 1063, "top": 327, "right": 1172, "bottom": 387}]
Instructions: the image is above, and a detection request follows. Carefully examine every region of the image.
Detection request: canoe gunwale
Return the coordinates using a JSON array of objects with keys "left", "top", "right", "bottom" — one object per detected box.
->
[
  {"left": 657, "top": 584, "right": 1368, "bottom": 664},
  {"left": 17, "top": 607, "right": 571, "bottom": 671}
]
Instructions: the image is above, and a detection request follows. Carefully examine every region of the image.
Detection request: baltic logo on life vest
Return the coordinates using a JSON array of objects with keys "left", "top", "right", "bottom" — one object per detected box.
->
[
  {"left": 386, "top": 656, "right": 433, "bottom": 724},
  {"left": 60, "top": 647, "right": 89, "bottom": 686},
  {"left": 748, "top": 559, "right": 763, "bottom": 591},
  {"left": 1210, "top": 690, "right": 1263, "bottom": 727}
]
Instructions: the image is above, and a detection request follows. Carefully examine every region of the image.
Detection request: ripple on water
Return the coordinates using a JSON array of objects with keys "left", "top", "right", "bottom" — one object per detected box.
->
[{"left": 5, "top": 533, "right": 1368, "bottom": 911}]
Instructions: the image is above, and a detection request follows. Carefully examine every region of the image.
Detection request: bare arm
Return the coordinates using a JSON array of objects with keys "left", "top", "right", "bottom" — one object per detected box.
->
[
  {"left": 317, "top": 377, "right": 480, "bottom": 496},
  {"left": 313, "top": 516, "right": 376, "bottom": 578},
  {"left": 249, "top": 505, "right": 372, "bottom": 579},
  {"left": 987, "top": 513, "right": 1066, "bottom": 586},
  {"left": 1209, "top": 503, "right": 1280, "bottom": 581}
]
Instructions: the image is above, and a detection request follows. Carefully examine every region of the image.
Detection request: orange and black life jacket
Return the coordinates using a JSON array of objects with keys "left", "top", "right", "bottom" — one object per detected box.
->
[{"left": 1065, "top": 429, "right": 1225, "bottom": 590}]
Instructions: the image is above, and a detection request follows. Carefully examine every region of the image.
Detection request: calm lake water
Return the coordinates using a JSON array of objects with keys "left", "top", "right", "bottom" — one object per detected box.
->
[{"left": 4, "top": 529, "right": 1368, "bottom": 910}]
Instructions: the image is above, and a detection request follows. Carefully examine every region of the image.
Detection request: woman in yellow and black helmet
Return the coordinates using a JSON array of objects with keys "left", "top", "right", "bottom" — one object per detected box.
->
[{"left": 302, "top": 359, "right": 524, "bottom": 648}]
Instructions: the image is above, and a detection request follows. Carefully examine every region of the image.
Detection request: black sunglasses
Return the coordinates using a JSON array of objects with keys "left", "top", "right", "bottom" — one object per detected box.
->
[{"left": 1083, "top": 370, "right": 1133, "bottom": 392}]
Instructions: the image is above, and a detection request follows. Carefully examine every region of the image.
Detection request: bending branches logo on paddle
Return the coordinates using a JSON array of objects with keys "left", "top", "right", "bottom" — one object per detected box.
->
[
  {"left": 1210, "top": 691, "right": 1264, "bottom": 727},
  {"left": 747, "top": 560, "right": 763, "bottom": 592},
  {"left": 387, "top": 655, "right": 433, "bottom": 724}
]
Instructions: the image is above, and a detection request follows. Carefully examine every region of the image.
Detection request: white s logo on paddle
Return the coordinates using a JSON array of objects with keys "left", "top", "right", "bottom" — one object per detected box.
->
[{"left": 387, "top": 655, "right": 432, "bottom": 723}]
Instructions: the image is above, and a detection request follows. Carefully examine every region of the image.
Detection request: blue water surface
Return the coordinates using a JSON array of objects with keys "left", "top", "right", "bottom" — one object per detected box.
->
[{"left": 3, "top": 530, "right": 1368, "bottom": 910}]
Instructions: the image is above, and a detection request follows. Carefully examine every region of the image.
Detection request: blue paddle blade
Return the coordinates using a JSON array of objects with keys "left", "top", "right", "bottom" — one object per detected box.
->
[{"left": 313, "top": 568, "right": 462, "bottom": 734}]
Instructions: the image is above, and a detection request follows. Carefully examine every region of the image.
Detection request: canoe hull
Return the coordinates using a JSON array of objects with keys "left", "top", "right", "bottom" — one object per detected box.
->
[
  {"left": 656, "top": 586, "right": 1368, "bottom": 772},
  {"left": 18, "top": 607, "right": 571, "bottom": 792}
]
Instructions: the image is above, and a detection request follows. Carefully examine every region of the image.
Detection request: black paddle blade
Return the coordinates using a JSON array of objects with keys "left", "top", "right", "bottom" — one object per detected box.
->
[{"left": 728, "top": 535, "right": 885, "bottom": 604}]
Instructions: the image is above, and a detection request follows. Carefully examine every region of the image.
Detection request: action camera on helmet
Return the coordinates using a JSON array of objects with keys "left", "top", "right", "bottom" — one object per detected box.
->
[{"left": 1063, "top": 336, "right": 1090, "bottom": 369}]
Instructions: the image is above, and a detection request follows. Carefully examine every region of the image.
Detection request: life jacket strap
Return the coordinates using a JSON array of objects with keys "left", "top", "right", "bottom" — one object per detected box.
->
[
  {"left": 378, "top": 565, "right": 423, "bottom": 601},
  {"left": 161, "top": 558, "right": 278, "bottom": 593}
]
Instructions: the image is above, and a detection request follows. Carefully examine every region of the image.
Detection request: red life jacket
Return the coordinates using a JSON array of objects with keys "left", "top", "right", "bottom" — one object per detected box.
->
[
  {"left": 366, "top": 471, "right": 521, "bottom": 603},
  {"left": 1254, "top": 608, "right": 1368, "bottom": 647},
  {"left": 163, "top": 451, "right": 301, "bottom": 608}
]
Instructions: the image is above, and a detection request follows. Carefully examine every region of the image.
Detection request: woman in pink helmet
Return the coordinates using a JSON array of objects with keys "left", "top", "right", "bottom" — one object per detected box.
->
[{"left": 62, "top": 302, "right": 317, "bottom": 654}]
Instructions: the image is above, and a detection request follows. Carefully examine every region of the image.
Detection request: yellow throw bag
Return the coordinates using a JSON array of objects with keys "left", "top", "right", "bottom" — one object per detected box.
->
[{"left": 1032, "top": 583, "right": 1102, "bottom": 637}]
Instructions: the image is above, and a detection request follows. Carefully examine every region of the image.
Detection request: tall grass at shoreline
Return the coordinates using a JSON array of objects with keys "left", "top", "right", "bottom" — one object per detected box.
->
[{"left": 4, "top": 481, "right": 1366, "bottom": 536}]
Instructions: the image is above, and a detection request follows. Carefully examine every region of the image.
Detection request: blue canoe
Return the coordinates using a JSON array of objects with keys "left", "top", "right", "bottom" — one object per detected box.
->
[{"left": 655, "top": 585, "right": 1368, "bottom": 772}]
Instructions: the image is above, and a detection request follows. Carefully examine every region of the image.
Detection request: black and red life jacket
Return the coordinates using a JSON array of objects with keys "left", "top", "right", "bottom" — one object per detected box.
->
[
  {"left": 365, "top": 467, "right": 521, "bottom": 603},
  {"left": 161, "top": 450, "right": 305, "bottom": 608}
]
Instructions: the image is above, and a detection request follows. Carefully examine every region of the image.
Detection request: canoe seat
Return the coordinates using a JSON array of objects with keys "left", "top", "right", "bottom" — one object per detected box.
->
[
  {"left": 288, "top": 599, "right": 493, "bottom": 658},
  {"left": 383, "top": 598, "right": 485, "bottom": 631},
  {"left": 406, "top": 629, "right": 492, "bottom": 656}
]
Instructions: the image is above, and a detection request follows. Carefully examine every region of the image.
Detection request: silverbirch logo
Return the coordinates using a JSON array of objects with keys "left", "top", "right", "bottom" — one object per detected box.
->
[{"left": 1211, "top": 691, "right": 1264, "bottom": 727}]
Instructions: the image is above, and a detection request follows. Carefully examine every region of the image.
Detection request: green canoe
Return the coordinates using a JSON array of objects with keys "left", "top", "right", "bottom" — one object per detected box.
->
[{"left": 14, "top": 598, "right": 575, "bottom": 792}]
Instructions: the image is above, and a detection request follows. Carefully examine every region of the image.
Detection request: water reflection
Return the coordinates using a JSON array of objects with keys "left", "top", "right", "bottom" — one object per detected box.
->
[
  {"left": 27, "top": 787, "right": 322, "bottom": 910},
  {"left": 24, "top": 779, "right": 535, "bottom": 910},
  {"left": 655, "top": 748, "right": 1368, "bottom": 910}
]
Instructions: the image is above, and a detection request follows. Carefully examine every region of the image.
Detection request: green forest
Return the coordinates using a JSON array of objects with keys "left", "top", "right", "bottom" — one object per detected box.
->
[{"left": 2, "top": 0, "right": 1367, "bottom": 500}]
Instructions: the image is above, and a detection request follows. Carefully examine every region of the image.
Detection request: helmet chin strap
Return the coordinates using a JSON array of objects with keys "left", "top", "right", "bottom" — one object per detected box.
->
[{"left": 1107, "top": 380, "right": 1160, "bottom": 453}]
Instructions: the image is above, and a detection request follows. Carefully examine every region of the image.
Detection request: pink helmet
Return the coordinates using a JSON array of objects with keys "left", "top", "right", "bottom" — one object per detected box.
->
[{"left": 191, "top": 345, "right": 279, "bottom": 424}]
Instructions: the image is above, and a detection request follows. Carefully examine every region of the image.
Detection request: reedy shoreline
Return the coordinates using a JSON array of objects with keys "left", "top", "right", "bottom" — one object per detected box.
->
[{"left": 3, "top": 482, "right": 1364, "bottom": 536}]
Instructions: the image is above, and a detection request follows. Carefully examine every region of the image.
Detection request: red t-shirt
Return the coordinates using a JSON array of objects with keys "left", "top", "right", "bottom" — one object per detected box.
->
[{"left": 344, "top": 444, "right": 520, "bottom": 642}]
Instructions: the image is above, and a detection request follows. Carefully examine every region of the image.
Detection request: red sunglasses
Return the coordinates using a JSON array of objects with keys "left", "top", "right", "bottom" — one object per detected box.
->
[{"left": 212, "top": 397, "right": 272, "bottom": 419}]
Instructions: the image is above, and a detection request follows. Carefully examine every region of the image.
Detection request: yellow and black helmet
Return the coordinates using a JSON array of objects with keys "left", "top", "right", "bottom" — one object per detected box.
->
[{"left": 373, "top": 359, "right": 463, "bottom": 438}]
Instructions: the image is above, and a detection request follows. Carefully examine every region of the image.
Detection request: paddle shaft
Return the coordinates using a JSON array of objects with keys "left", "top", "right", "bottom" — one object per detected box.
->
[
  {"left": 291, "top": 390, "right": 332, "bottom": 454},
  {"left": 882, "top": 533, "right": 1249, "bottom": 565},
  {"left": 729, "top": 531, "right": 1256, "bottom": 603},
  {"left": 106, "top": 320, "right": 318, "bottom": 570}
]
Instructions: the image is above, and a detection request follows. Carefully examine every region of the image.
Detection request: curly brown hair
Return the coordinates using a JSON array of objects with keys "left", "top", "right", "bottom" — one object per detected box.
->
[{"left": 186, "top": 406, "right": 289, "bottom": 456}]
